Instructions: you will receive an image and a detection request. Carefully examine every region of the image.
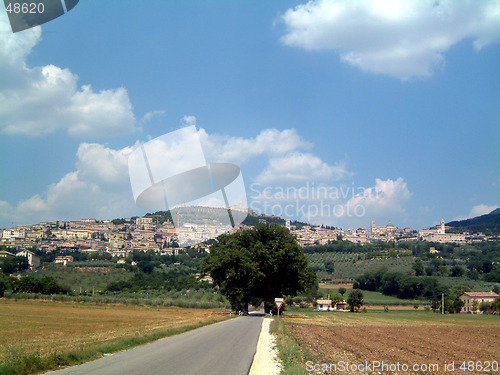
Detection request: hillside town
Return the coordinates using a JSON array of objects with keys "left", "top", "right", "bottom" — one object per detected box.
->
[{"left": 0, "top": 211, "right": 490, "bottom": 261}]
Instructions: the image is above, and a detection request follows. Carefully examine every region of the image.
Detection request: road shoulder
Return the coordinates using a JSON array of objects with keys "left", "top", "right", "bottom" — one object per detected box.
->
[{"left": 249, "top": 318, "right": 282, "bottom": 375}]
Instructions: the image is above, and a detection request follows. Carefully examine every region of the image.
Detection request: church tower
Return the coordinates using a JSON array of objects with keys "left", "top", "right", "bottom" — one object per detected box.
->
[{"left": 439, "top": 218, "right": 445, "bottom": 234}]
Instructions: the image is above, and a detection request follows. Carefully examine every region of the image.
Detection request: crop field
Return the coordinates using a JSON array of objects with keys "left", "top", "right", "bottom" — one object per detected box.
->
[
  {"left": 31, "top": 264, "right": 133, "bottom": 293},
  {"left": 0, "top": 299, "right": 228, "bottom": 374},
  {"left": 319, "top": 288, "right": 423, "bottom": 306},
  {"left": 280, "top": 308, "right": 500, "bottom": 374},
  {"left": 307, "top": 252, "right": 415, "bottom": 280}
]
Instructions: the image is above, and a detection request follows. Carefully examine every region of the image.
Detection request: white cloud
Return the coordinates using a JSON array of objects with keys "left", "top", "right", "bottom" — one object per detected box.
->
[
  {"left": 0, "top": 13, "right": 137, "bottom": 137},
  {"left": 198, "top": 127, "right": 312, "bottom": 164},
  {"left": 345, "top": 177, "right": 411, "bottom": 214},
  {"left": 453, "top": 204, "right": 499, "bottom": 221},
  {"left": 279, "top": 0, "right": 500, "bottom": 79},
  {"left": 2, "top": 143, "right": 139, "bottom": 226},
  {"left": 249, "top": 177, "right": 411, "bottom": 228},
  {"left": 196, "top": 125, "right": 350, "bottom": 185},
  {"left": 1, "top": 127, "right": 350, "bottom": 227},
  {"left": 181, "top": 115, "right": 197, "bottom": 127},
  {"left": 255, "top": 153, "right": 351, "bottom": 184},
  {"left": 140, "top": 110, "right": 166, "bottom": 124}
]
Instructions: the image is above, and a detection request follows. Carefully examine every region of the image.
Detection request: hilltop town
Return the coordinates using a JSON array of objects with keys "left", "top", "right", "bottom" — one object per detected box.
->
[{"left": 0, "top": 210, "right": 492, "bottom": 261}]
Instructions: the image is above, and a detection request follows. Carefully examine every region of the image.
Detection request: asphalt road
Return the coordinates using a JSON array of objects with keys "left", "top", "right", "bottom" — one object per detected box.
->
[{"left": 45, "top": 316, "right": 263, "bottom": 375}]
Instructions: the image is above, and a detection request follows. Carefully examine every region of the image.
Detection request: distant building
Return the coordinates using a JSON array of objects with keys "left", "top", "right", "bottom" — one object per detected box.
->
[
  {"left": 315, "top": 299, "right": 348, "bottom": 311},
  {"left": 2, "top": 228, "right": 25, "bottom": 239},
  {"left": 316, "top": 299, "right": 332, "bottom": 311},
  {"left": 16, "top": 250, "right": 40, "bottom": 270},
  {"left": 371, "top": 220, "right": 398, "bottom": 235},
  {"left": 335, "top": 301, "right": 348, "bottom": 310},
  {"left": 0, "top": 250, "right": 15, "bottom": 258},
  {"left": 136, "top": 217, "right": 154, "bottom": 230},
  {"left": 54, "top": 255, "right": 74, "bottom": 265},
  {"left": 419, "top": 218, "right": 466, "bottom": 243},
  {"left": 460, "top": 292, "right": 499, "bottom": 314}
]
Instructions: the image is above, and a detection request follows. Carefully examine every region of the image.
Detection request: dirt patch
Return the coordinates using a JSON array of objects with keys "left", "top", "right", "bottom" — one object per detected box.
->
[
  {"left": 289, "top": 324, "right": 500, "bottom": 374},
  {"left": 71, "top": 266, "right": 112, "bottom": 273},
  {"left": 319, "top": 282, "right": 353, "bottom": 289},
  {"left": 365, "top": 305, "right": 421, "bottom": 310}
]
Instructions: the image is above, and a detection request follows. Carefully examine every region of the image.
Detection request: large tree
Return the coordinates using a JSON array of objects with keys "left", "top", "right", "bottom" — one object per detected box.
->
[
  {"left": 347, "top": 289, "right": 364, "bottom": 312},
  {"left": 201, "top": 223, "right": 316, "bottom": 313}
]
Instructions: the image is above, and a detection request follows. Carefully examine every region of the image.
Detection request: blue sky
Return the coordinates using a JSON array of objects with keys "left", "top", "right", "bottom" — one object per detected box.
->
[{"left": 0, "top": 0, "right": 499, "bottom": 230}]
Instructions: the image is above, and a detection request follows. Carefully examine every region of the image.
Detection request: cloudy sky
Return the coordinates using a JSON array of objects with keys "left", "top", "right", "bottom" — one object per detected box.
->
[{"left": 0, "top": 0, "right": 499, "bottom": 230}]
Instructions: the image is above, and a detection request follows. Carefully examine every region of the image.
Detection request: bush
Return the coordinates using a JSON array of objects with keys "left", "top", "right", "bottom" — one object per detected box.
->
[{"left": 479, "top": 301, "right": 492, "bottom": 312}]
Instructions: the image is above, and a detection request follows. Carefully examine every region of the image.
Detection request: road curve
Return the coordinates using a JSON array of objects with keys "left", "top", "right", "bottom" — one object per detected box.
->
[{"left": 45, "top": 316, "right": 263, "bottom": 375}]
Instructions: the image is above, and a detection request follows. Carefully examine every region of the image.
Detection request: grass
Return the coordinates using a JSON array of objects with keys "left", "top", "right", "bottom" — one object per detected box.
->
[
  {"left": 319, "top": 287, "right": 425, "bottom": 305},
  {"left": 0, "top": 298, "right": 230, "bottom": 375},
  {"left": 273, "top": 318, "right": 314, "bottom": 375}
]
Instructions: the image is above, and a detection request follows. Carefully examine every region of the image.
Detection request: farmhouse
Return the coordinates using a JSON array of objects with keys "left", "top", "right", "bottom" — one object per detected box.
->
[
  {"left": 54, "top": 255, "right": 74, "bottom": 265},
  {"left": 460, "top": 292, "right": 499, "bottom": 314},
  {"left": 316, "top": 299, "right": 332, "bottom": 311},
  {"left": 315, "top": 299, "right": 348, "bottom": 311},
  {"left": 16, "top": 250, "right": 40, "bottom": 270}
]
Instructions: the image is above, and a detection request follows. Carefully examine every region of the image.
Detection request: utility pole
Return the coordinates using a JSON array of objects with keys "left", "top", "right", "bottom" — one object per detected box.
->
[{"left": 442, "top": 293, "right": 444, "bottom": 315}]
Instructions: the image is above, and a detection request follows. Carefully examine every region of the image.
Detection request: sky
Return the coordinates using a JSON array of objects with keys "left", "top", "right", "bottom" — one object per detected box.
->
[{"left": 0, "top": 0, "right": 499, "bottom": 231}]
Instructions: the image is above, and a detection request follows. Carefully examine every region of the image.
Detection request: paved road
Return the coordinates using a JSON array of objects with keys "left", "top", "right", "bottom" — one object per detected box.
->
[{"left": 46, "top": 316, "right": 263, "bottom": 375}]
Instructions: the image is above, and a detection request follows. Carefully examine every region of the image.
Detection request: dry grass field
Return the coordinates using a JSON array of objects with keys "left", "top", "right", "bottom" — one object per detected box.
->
[
  {"left": 0, "top": 299, "right": 229, "bottom": 374},
  {"left": 280, "top": 308, "right": 500, "bottom": 374}
]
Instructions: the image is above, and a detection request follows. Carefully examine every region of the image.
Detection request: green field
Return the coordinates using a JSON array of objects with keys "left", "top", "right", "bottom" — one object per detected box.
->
[
  {"left": 319, "top": 287, "right": 423, "bottom": 305},
  {"left": 307, "top": 252, "right": 415, "bottom": 280},
  {"left": 30, "top": 264, "right": 133, "bottom": 294},
  {"left": 421, "top": 275, "right": 499, "bottom": 292}
]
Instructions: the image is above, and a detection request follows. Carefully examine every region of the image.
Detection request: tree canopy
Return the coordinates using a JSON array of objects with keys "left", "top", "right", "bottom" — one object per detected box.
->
[
  {"left": 201, "top": 223, "right": 317, "bottom": 313},
  {"left": 347, "top": 289, "right": 364, "bottom": 312}
]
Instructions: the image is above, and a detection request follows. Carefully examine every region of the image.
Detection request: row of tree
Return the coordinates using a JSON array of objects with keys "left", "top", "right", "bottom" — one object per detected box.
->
[
  {"left": 353, "top": 268, "right": 445, "bottom": 300},
  {"left": 0, "top": 275, "right": 70, "bottom": 297}
]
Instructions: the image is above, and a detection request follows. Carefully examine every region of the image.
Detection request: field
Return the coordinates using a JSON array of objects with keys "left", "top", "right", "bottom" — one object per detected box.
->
[
  {"left": 319, "top": 287, "right": 423, "bottom": 306},
  {"left": 307, "top": 252, "right": 415, "bottom": 280},
  {"left": 278, "top": 308, "right": 500, "bottom": 374},
  {"left": 31, "top": 264, "right": 133, "bottom": 293},
  {"left": 0, "top": 299, "right": 229, "bottom": 374}
]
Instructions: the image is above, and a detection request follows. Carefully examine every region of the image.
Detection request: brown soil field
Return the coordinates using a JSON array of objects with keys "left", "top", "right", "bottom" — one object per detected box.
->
[
  {"left": 72, "top": 266, "right": 112, "bottom": 273},
  {"left": 0, "top": 299, "right": 228, "bottom": 363},
  {"left": 290, "top": 325, "right": 500, "bottom": 374},
  {"left": 284, "top": 310, "right": 500, "bottom": 374},
  {"left": 319, "top": 282, "right": 353, "bottom": 289}
]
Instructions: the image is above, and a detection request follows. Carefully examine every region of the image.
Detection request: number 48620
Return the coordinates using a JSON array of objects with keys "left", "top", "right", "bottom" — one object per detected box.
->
[{"left": 5, "top": 2, "right": 45, "bottom": 14}]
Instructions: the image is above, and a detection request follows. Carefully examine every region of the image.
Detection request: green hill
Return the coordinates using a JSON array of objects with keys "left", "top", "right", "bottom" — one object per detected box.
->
[{"left": 447, "top": 208, "right": 500, "bottom": 235}]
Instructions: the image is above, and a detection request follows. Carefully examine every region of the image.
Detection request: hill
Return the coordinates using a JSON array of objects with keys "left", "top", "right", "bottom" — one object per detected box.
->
[{"left": 447, "top": 208, "right": 500, "bottom": 235}]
